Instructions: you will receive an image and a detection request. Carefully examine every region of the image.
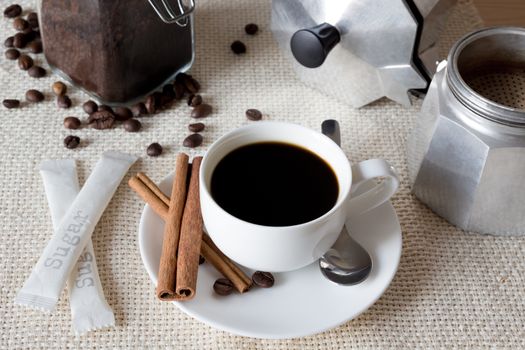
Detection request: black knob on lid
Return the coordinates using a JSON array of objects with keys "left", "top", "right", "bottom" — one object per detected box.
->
[{"left": 290, "top": 23, "right": 341, "bottom": 68}]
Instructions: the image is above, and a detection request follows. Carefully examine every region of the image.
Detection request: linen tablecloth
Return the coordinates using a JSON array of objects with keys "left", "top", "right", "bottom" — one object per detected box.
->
[{"left": 1, "top": 0, "right": 524, "bottom": 348}]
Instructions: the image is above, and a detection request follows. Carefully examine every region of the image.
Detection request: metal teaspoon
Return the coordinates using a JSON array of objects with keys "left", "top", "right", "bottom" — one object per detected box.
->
[{"left": 319, "top": 119, "right": 372, "bottom": 285}]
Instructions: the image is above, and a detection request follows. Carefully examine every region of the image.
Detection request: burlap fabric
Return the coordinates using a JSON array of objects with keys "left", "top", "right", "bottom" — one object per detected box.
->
[{"left": 1, "top": 0, "right": 523, "bottom": 348}]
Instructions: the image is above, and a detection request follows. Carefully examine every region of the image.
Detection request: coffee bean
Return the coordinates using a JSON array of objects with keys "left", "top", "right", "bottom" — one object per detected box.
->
[
  {"left": 3, "top": 99, "right": 20, "bottom": 109},
  {"left": 64, "top": 135, "right": 80, "bottom": 149},
  {"left": 191, "top": 103, "right": 212, "bottom": 119},
  {"left": 5, "top": 48, "right": 19, "bottom": 60},
  {"left": 88, "top": 110, "right": 115, "bottom": 130},
  {"left": 183, "top": 133, "right": 203, "bottom": 148},
  {"left": 131, "top": 102, "right": 147, "bottom": 117},
  {"left": 27, "top": 65, "right": 46, "bottom": 78},
  {"left": 145, "top": 94, "right": 158, "bottom": 114},
  {"left": 18, "top": 54, "right": 33, "bottom": 70},
  {"left": 64, "top": 116, "right": 81, "bottom": 129},
  {"left": 188, "top": 122, "right": 205, "bottom": 132},
  {"left": 246, "top": 108, "right": 262, "bottom": 121},
  {"left": 231, "top": 40, "right": 246, "bottom": 54},
  {"left": 13, "top": 18, "right": 29, "bottom": 31},
  {"left": 27, "top": 40, "right": 42, "bottom": 54},
  {"left": 25, "top": 89, "right": 44, "bottom": 102},
  {"left": 4, "top": 36, "right": 14, "bottom": 48},
  {"left": 147, "top": 142, "right": 162, "bottom": 157},
  {"left": 252, "top": 271, "right": 274, "bottom": 288},
  {"left": 57, "top": 95, "right": 72, "bottom": 109},
  {"left": 114, "top": 106, "right": 133, "bottom": 121},
  {"left": 187, "top": 94, "right": 202, "bottom": 107},
  {"left": 174, "top": 81, "right": 186, "bottom": 99},
  {"left": 213, "top": 278, "right": 234, "bottom": 296},
  {"left": 199, "top": 255, "right": 205, "bottom": 265},
  {"left": 27, "top": 12, "right": 38, "bottom": 29},
  {"left": 98, "top": 104, "right": 114, "bottom": 113},
  {"left": 176, "top": 72, "right": 200, "bottom": 93},
  {"left": 4, "top": 4, "right": 22, "bottom": 18},
  {"left": 82, "top": 100, "right": 98, "bottom": 114},
  {"left": 22, "top": 28, "right": 37, "bottom": 43},
  {"left": 162, "top": 84, "right": 176, "bottom": 99},
  {"left": 52, "top": 81, "right": 67, "bottom": 96},
  {"left": 123, "top": 118, "right": 141, "bottom": 132},
  {"left": 13, "top": 33, "right": 27, "bottom": 49},
  {"left": 245, "top": 23, "right": 259, "bottom": 35}
]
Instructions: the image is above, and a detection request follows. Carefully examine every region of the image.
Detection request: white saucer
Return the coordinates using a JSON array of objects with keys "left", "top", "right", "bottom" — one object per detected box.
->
[{"left": 138, "top": 174, "right": 402, "bottom": 339}]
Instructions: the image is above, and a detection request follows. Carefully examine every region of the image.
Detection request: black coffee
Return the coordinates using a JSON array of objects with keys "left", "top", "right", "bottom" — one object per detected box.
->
[{"left": 211, "top": 142, "right": 339, "bottom": 226}]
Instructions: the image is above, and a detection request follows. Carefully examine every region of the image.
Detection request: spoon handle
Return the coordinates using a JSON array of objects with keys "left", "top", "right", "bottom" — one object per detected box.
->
[{"left": 321, "top": 119, "right": 341, "bottom": 147}]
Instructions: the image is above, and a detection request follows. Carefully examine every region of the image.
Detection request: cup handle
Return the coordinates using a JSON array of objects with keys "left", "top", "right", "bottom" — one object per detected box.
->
[{"left": 347, "top": 159, "right": 399, "bottom": 218}]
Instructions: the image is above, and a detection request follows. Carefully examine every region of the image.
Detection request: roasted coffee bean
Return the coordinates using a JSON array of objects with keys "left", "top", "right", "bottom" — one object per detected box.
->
[
  {"left": 63, "top": 116, "right": 81, "bottom": 129},
  {"left": 231, "top": 40, "right": 246, "bottom": 54},
  {"left": 64, "top": 135, "right": 80, "bottom": 149},
  {"left": 252, "top": 271, "right": 274, "bottom": 288},
  {"left": 82, "top": 100, "right": 98, "bottom": 114},
  {"left": 123, "top": 118, "right": 141, "bottom": 132},
  {"left": 28, "top": 40, "right": 42, "bottom": 54},
  {"left": 213, "top": 278, "right": 234, "bottom": 296},
  {"left": 52, "top": 81, "right": 67, "bottom": 96},
  {"left": 13, "top": 33, "right": 27, "bottom": 49},
  {"left": 191, "top": 103, "right": 212, "bottom": 119},
  {"left": 4, "top": 36, "right": 14, "bottom": 48},
  {"left": 131, "top": 102, "right": 147, "bottom": 117},
  {"left": 4, "top": 4, "right": 22, "bottom": 18},
  {"left": 13, "top": 18, "right": 29, "bottom": 31},
  {"left": 160, "top": 92, "right": 174, "bottom": 107},
  {"left": 176, "top": 73, "right": 200, "bottom": 94},
  {"left": 174, "top": 81, "right": 185, "bottom": 99},
  {"left": 245, "top": 108, "right": 262, "bottom": 121},
  {"left": 114, "top": 106, "right": 133, "bottom": 121},
  {"left": 162, "top": 84, "right": 176, "bottom": 99},
  {"left": 245, "top": 23, "right": 259, "bottom": 35},
  {"left": 88, "top": 110, "right": 115, "bottom": 130},
  {"left": 199, "top": 255, "right": 205, "bottom": 265},
  {"left": 187, "top": 94, "right": 202, "bottom": 107},
  {"left": 147, "top": 142, "right": 162, "bottom": 157},
  {"left": 25, "top": 89, "right": 44, "bottom": 102},
  {"left": 188, "top": 122, "right": 205, "bottom": 133},
  {"left": 27, "top": 12, "right": 38, "bottom": 29},
  {"left": 27, "top": 65, "right": 46, "bottom": 78},
  {"left": 145, "top": 94, "right": 158, "bottom": 114},
  {"left": 5, "top": 48, "right": 19, "bottom": 60},
  {"left": 22, "top": 28, "right": 37, "bottom": 41},
  {"left": 18, "top": 54, "right": 33, "bottom": 70},
  {"left": 3, "top": 99, "right": 20, "bottom": 109},
  {"left": 57, "top": 95, "right": 72, "bottom": 109},
  {"left": 183, "top": 133, "right": 203, "bottom": 148},
  {"left": 98, "top": 104, "right": 113, "bottom": 113}
]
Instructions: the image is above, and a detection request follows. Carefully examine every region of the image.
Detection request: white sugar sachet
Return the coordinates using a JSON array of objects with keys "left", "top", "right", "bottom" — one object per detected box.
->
[
  {"left": 15, "top": 151, "right": 137, "bottom": 312},
  {"left": 38, "top": 159, "right": 115, "bottom": 334}
]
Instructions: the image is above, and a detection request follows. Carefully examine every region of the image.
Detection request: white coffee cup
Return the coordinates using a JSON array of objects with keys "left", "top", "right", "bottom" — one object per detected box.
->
[{"left": 199, "top": 122, "right": 399, "bottom": 272}]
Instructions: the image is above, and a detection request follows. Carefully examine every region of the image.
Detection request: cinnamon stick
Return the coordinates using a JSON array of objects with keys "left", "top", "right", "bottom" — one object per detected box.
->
[
  {"left": 156, "top": 153, "right": 189, "bottom": 301},
  {"left": 175, "top": 157, "right": 203, "bottom": 299},
  {"left": 128, "top": 171, "right": 252, "bottom": 294}
]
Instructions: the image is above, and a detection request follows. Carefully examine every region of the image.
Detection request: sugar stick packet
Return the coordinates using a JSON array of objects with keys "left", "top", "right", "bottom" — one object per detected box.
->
[
  {"left": 15, "top": 151, "right": 137, "bottom": 312},
  {"left": 39, "top": 159, "right": 115, "bottom": 334}
]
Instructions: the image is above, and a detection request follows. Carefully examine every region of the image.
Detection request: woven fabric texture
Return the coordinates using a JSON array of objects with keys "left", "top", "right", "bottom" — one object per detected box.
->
[{"left": 1, "top": 0, "right": 524, "bottom": 349}]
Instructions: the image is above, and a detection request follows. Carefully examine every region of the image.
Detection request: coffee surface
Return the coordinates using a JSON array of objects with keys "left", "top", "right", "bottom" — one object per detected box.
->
[{"left": 211, "top": 142, "right": 339, "bottom": 226}]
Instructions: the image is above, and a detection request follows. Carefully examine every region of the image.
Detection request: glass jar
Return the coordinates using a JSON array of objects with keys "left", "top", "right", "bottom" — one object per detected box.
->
[{"left": 37, "top": 0, "right": 195, "bottom": 104}]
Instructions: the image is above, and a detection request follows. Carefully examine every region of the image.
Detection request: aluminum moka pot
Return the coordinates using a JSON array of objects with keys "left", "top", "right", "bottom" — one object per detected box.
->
[
  {"left": 271, "top": 0, "right": 456, "bottom": 108},
  {"left": 408, "top": 27, "right": 525, "bottom": 235}
]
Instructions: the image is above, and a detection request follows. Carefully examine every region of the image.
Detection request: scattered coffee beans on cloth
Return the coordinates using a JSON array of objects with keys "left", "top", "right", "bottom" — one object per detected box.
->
[
  {"left": 191, "top": 103, "right": 213, "bottom": 119},
  {"left": 231, "top": 40, "right": 247, "bottom": 54},
  {"left": 63, "top": 116, "right": 81, "bottom": 129},
  {"left": 147, "top": 143, "right": 163, "bottom": 157},
  {"left": 246, "top": 108, "right": 262, "bottom": 121},
  {"left": 188, "top": 122, "right": 205, "bottom": 133},
  {"left": 3, "top": 99, "right": 20, "bottom": 109},
  {"left": 52, "top": 81, "right": 67, "bottom": 96},
  {"left": 123, "top": 119, "right": 141, "bottom": 132},
  {"left": 183, "top": 133, "right": 203, "bottom": 148},
  {"left": 63, "top": 135, "right": 80, "bottom": 149},
  {"left": 4, "top": 4, "right": 22, "bottom": 18},
  {"left": 25, "top": 89, "right": 44, "bottom": 103},
  {"left": 88, "top": 110, "right": 115, "bottom": 130},
  {"left": 245, "top": 23, "right": 259, "bottom": 35}
]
